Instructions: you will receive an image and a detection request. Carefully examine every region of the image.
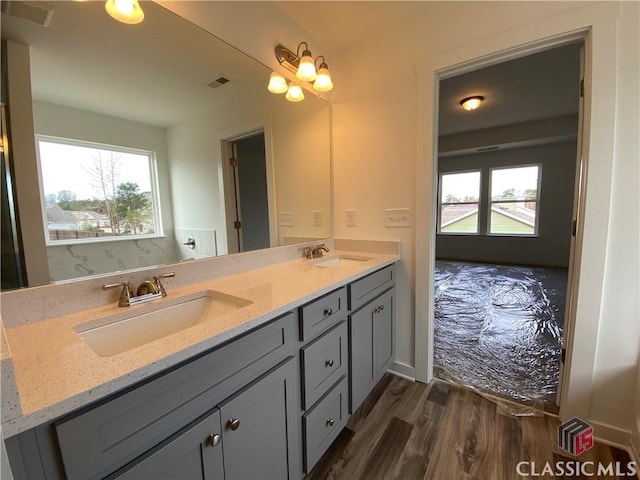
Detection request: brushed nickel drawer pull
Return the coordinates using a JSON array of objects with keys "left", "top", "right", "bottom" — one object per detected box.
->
[
  {"left": 228, "top": 418, "right": 240, "bottom": 431},
  {"left": 326, "top": 418, "right": 335, "bottom": 427},
  {"left": 324, "top": 307, "right": 333, "bottom": 316},
  {"left": 325, "top": 359, "right": 334, "bottom": 367}
]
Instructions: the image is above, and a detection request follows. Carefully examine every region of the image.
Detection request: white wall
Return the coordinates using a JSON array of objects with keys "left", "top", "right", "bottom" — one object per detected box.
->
[{"left": 32, "top": 101, "right": 179, "bottom": 281}]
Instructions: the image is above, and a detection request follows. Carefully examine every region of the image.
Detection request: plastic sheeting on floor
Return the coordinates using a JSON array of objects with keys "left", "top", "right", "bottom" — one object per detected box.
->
[{"left": 433, "top": 261, "right": 567, "bottom": 409}]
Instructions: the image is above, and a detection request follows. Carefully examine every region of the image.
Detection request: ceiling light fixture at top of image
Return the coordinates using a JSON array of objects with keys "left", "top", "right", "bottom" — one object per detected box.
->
[
  {"left": 460, "top": 96, "right": 484, "bottom": 111},
  {"left": 105, "top": 0, "right": 144, "bottom": 24}
]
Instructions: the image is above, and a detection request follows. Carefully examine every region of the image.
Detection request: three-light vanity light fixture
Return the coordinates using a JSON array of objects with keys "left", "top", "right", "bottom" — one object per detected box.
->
[{"left": 268, "top": 42, "right": 334, "bottom": 102}]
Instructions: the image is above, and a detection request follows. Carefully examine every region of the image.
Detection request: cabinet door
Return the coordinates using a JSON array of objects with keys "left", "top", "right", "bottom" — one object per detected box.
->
[
  {"left": 219, "top": 357, "right": 298, "bottom": 480},
  {"left": 373, "top": 290, "right": 394, "bottom": 378},
  {"left": 349, "top": 304, "right": 375, "bottom": 413},
  {"left": 114, "top": 409, "right": 224, "bottom": 480}
]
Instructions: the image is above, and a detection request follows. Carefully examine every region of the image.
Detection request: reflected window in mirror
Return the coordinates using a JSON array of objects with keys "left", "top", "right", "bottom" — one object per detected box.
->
[{"left": 36, "top": 136, "right": 162, "bottom": 244}]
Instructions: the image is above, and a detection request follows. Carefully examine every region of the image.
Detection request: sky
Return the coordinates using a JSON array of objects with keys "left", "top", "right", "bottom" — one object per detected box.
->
[
  {"left": 441, "top": 166, "right": 539, "bottom": 201},
  {"left": 37, "top": 139, "right": 153, "bottom": 201}
]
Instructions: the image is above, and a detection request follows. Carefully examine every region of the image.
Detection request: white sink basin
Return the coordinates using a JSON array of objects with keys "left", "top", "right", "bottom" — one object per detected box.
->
[
  {"left": 312, "top": 254, "right": 374, "bottom": 268},
  {"left": 76, "top": 291, "right": 252, "bottom": 357}
]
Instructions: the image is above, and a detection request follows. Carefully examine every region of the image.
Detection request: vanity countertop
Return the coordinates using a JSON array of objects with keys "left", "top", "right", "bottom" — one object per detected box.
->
[{"left": 1, "top": 249, "right": 398, "bottom": 437}]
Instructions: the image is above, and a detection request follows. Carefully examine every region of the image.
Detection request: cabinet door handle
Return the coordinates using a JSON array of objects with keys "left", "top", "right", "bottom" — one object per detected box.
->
[
  {"left": 228, "top": 418, "right": 240, "bottom": 431},
  {"left": 324, "top": 307, "right": 333, "bottom": 316},
  {"left": 207, "top": 433, "right": 221, "bottom": 447},
  {"left": 374, "top": 305, "right": 385, "bottom": 313},
  {"left": 325, "top": 359, "right": 334, "bottom": 367},
  {"left": 326, "top": 418, "right": 335, "bottom": 427}
]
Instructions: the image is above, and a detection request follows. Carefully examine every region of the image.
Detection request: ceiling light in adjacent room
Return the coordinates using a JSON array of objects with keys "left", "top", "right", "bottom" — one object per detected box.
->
[
  {"left": 105, "top": 0, "right": 144, "bottom": 24},
  {"left": 460, "top": 96, "right": 484, "bottom": 111}
]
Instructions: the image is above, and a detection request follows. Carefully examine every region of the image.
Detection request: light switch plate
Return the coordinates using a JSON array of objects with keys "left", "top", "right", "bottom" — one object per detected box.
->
[
  {"left": 385, "top": 208, "right": 411, "bottom": 227},
  {"left": 313, "top": 210, "right": 322, "bottom": 227},
  {"left": 279, "top": 212, "right": 294, "bottom": 227},
  {"left": 345, "top": 209, "right": 356, "bottom": 227}
]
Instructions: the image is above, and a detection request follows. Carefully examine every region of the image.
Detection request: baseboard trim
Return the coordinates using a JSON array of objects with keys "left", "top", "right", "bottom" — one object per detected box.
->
[
  {"left": 388, "top": 361, "right": 415, "bottom": 381},
  {"left": 589, "top": 419, "right": 632, "bottom": 450}
]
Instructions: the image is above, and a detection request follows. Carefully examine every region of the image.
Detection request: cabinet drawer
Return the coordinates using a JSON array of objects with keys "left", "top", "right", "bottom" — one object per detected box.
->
[
  {"left": 301, "top": 321, "right": 347, "bottom": 409},
  {"left": 299, "top": 287, "right": 347, "bottom": 342},
  {"left": 55, "top": 312, "right": 296, "bottom": 480},
  {"left": 303, "top": 376, "right": 348, "bottom": 473},
  {"left": 348, "top": 264, "right": 395, "bottom": 311}
]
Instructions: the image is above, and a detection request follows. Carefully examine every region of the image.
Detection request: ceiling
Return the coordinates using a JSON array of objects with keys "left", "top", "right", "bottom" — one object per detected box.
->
[
  {"left": 276, "top": 1, "right": 581, "bottom": 137},
  {"left": 1, "top": 1, "right": 268, "bottom": 127},
  {"left": 2, "top": 1, "right": 581, "bottom": 134}
]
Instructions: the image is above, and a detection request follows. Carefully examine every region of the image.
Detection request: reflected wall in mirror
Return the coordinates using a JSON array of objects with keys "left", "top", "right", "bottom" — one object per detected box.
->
[{"left": 1, "top": 0, "right": 331, "bottom": 288}]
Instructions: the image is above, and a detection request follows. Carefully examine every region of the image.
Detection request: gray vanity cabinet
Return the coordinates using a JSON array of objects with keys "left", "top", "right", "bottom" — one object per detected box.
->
[
  {"left": 348, "top": 265, "right": 395, "bottom": 413},
  {"left": 113, "top": 409, "right": 225, "bottom": 480},
  {"left": 113, "top": 357, "right": 298, "bottom": 480}
]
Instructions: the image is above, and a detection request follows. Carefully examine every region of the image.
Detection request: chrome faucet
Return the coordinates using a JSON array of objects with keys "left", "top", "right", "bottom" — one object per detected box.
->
[{"left": 103, "top": 272, "right": 175, "bottom": 307}]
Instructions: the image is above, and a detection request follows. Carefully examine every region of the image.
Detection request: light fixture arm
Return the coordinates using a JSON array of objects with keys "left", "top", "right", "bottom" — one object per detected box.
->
[
  {"left": 296, "top": 41, "right": 310, "bottom": 57},
  {"left": 314, "top": 55, "right": 328, "bottom": 69}
]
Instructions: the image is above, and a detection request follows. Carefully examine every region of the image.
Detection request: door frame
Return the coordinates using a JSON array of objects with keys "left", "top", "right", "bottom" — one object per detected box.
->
[
  {"left": 220, "top": 122, "right": 277, "bottom": 254},
  {"left": 414, "top": 2, "right": 620, "bottom": 425}
]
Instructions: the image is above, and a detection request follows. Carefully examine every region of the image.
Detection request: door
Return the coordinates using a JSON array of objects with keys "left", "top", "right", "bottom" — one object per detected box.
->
[
  {"left": 219, "top": 358, "right": 295, "bottom": 480},
  {"left": 349, "top": 303, "right": 375, "bottom": 413},
  {"left": 373, "top": 290, "right": 394, "bottom": 376},
  {"left": 229, "top": 132, "right": 270, "bottom": 253},
  {"left": 116, "top": 409, "right": 224, "bottom": 480}
]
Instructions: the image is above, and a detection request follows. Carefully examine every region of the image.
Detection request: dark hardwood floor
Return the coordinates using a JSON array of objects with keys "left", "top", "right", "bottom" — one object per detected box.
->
[{"left": 308, "top": 374, "right": 635, "bottom": 480}]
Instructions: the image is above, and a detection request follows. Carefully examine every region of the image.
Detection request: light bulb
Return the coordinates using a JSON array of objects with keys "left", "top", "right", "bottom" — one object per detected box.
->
[
  {"left": 313, "top": 66, "right": 333, "bottom": 92},
  {"left": 285, "top": 84, "right": 305, "bottom": 102},
  {"left": 460, "top": 96, "right": 484, "bottom": 111},
  {"left": 296, "top": 51, "right": 317, "bottom": 82},
  {"left": 267, "top": 72, "right": 288, "bottom": 94},
  {"left": 105, "top": 0, "right": 144, "bottom": 24}
]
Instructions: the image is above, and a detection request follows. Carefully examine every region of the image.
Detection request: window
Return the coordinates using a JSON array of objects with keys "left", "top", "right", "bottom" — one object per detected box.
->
[
  {"left": 489, "top": 165, "right": 540, "bottom": 235},
  {"left": 36, "top": 136, "right": 162, "bottom": 243},
  {"left": 439, "top": 171, "right": 481, "bottom": 234}
]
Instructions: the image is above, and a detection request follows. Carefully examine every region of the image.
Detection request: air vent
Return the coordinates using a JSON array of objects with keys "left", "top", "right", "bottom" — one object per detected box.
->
[
  {"left": 477, "top": 146, "right": 500, "bottom": 152},
  {"left": 1, "top": 1, "right": 54, "bottom": 27},
  {"left": 208, "top": 76, "right": 231, "bottom": 89}
]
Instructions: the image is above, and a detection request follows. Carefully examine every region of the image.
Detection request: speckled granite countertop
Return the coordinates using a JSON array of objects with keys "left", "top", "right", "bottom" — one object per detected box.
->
[{"left": 1, "top": 246, "right": 398, "bottom": 438}]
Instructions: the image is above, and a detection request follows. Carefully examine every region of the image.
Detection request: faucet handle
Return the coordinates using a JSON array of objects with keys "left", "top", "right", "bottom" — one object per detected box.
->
[
  {"left": 152, "top": 272, "right": 175, "bottom": 297},
  {"left": 103, "top": 281, "right": 134, "bottom": 307}
]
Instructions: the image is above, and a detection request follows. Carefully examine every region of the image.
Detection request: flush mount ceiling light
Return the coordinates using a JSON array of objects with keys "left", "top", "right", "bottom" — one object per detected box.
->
[
  {"left": 268, "top": 42, "right": 334, "bottom": 102},
  {"left": 105, "top": 0, "right": 144, "bottom": 24},
  {"left": 460, "top": 96, "right": 484, "bottom": 111}
]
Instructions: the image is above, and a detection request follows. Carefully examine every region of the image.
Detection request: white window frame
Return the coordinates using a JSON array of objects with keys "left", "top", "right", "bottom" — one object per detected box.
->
[
  {"left": 487, "top": 163, "right": 542, "bottom": 237},
  {"left": 437, "top": 169, "right": 482, "bottom": 235},
  {"left": 35, "top": 135, "right": 164, "bottom": 246}
]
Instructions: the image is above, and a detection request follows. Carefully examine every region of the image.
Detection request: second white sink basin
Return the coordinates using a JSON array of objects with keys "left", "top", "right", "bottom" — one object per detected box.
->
[
  {"left": 76, "top": 291, "right": 252, "bottom": 357},
  {"left": 312, "top": 254, "right": 373, "bottom": 268}
]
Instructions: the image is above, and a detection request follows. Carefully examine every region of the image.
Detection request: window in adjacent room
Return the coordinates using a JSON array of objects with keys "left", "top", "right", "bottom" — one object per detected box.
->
[
  {"left": 438, "top": 170, "right": 481, "bottom": 234},
  {"left": 36, "top": 136, "right": 162, "bottom": 243},
  {"left": 489, "top": 165, "right": 540, "bottom": 236}
]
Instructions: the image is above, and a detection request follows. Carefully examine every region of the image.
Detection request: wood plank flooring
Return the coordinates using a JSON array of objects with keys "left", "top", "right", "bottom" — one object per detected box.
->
[{"left": 308, "top": 374, "right": 635, "bottom": 480}]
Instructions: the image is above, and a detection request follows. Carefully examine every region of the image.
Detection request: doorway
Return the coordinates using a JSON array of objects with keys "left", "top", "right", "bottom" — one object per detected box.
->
[
  {"left": 431, "top": 42, "right": 583, "bottom": 410},
  {"left": 222, "top": 131, "right": 272, "bottom": 254}
]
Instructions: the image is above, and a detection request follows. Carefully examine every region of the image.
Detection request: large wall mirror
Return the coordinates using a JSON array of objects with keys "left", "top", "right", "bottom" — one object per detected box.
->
[{"left": 1, "top": 0, "right": 332, "bottom": 288}]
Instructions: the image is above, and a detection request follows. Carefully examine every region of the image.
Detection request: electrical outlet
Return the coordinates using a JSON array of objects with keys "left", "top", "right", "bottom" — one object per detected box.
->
[
  {"left": 279, "top": 212, "right": 294, "bottom": 227},
  {"left": 345, "top": 209, "right": 356, "bottom": 227},
  {"left": 313, "top": 210, "right": 322, "bottom": 227},
  {"left": 385, "top": 208, "right": 411, "bottom": 227}
]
